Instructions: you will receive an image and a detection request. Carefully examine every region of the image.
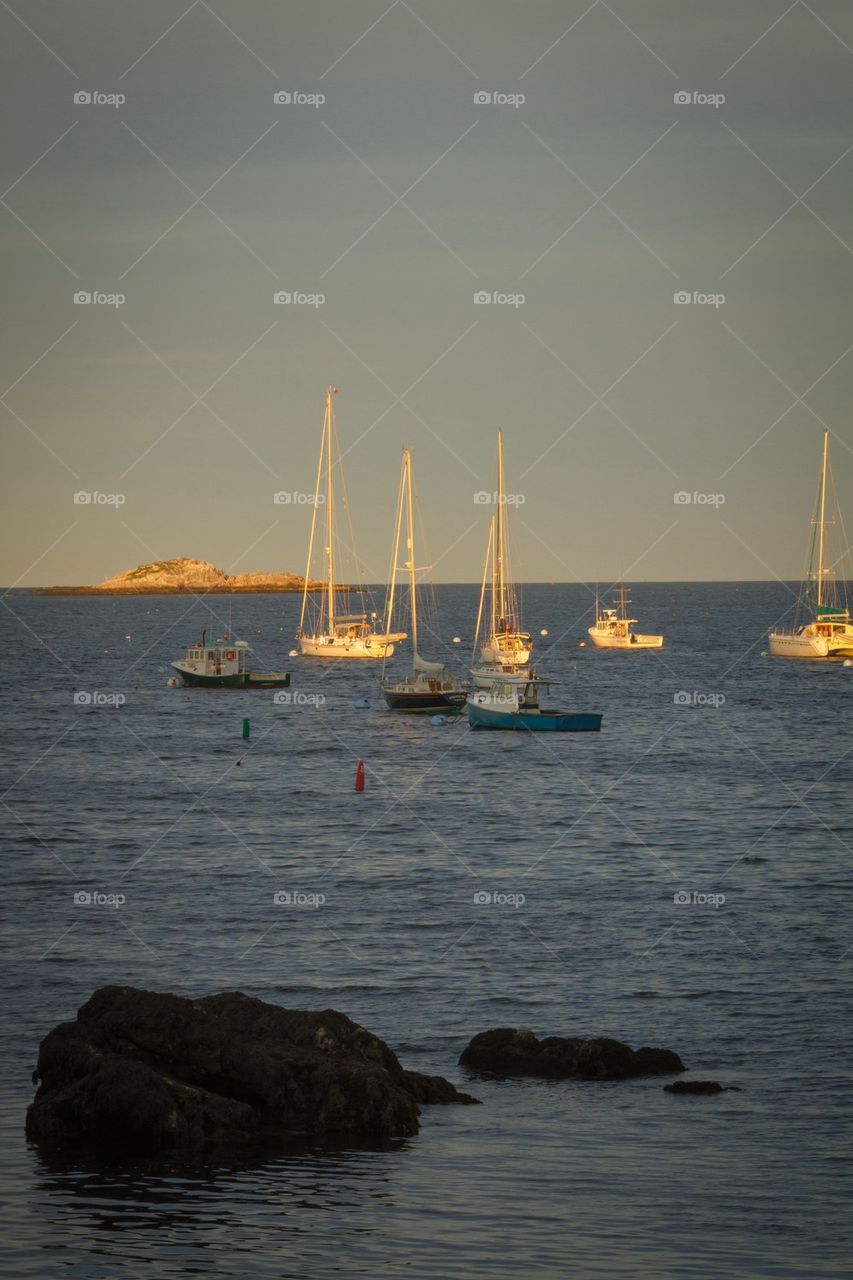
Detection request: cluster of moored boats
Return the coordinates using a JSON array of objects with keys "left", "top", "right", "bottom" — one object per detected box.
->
[{"left": 169, "top": 394, "right": 852, "bottom": 731}]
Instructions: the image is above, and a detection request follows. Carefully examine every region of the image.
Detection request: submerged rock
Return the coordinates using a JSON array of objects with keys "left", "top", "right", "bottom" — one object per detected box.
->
[
  {"left": 26, "top": 986, "right": 478, "bottom": 1155},
  {"left": 664, "top": 1080, "right": 731, "bottom": 1095},
  {"left": 459, "top": 1027, "right": 685, "bottom": 1080}
]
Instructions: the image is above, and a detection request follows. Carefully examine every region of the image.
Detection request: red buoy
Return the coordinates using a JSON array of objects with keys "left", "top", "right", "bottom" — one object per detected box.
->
[{"left": 355, "top": 760, "right": 365, "bottom": 792}]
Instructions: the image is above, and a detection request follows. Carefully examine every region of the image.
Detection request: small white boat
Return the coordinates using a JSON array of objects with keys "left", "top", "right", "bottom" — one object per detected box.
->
[
  {"left": 381, "top": 449, "right": 467, "bottom": 712},
  {"left": 471, "top": 430, "right": 533, "bottom": 686},
  {"left": 588, "top": 586, "right": 663, "bottom": 650},
  {"left": 296, "top": 389, "right": 406, "bottom": 660},
  {"left": 769, "top": 430, "right": 853, "bottom": 660}
]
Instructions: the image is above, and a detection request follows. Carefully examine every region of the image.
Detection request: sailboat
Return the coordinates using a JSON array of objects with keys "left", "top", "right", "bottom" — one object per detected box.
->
[
  {"left": 769, "top": 430, "right": 853, "bottom": 659},
  {"left": 296, "top": 388, "right": 406, "bottom": 660},
  {"left": 471, "top": 430, "right": 533, "bottom": 689},
  {"left": 381, "top": 449, "right": 468, "bottom": 711},
  {"left": 588, "top": 585, "right": 663, "bottom": 649}
]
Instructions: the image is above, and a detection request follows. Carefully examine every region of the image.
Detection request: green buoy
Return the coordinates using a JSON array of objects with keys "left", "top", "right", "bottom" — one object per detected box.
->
[{"left": 242, "top": 718, "right": 250, "bottom": 740}]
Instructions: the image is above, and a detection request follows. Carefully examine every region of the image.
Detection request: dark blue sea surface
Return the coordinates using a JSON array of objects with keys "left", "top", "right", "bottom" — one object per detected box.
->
[{"left": 0, "top": 583, "right": 851, "bottom": 1279}]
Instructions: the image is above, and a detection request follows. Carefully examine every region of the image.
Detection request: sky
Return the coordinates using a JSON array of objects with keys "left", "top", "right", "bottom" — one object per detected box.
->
[{"left": 1, "top": 0, "right": 852, "bottom": 586}]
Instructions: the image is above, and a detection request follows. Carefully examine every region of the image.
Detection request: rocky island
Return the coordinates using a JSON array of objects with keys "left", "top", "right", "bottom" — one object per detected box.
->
[{"left": 39, "top": 557, "right": 329, "bottom": 595}]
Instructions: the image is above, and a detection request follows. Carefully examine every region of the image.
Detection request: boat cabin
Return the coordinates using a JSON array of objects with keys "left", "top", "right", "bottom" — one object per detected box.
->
[{"left": 179, "top": 638, "right": 249, "bottom": 677}]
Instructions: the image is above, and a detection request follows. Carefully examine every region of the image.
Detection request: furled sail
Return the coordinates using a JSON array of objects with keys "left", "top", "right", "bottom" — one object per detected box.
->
[{"left": 413, "top": 651, "right": 445, "bottom": 674}]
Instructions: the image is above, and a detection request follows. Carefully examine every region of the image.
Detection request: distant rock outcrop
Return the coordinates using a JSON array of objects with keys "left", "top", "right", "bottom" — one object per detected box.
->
[
  {"left": 459, "top": 1028, "right": 685, "bottom": 1080},
  {"left": 40, "top": 558, "right": 325, "bottom": 594},
  {"left": 26, "top": 986, "right": 479, "bottom": 1155},
  {"left": 664, "top": 1080, "right": 732, "bottom": 1095}
]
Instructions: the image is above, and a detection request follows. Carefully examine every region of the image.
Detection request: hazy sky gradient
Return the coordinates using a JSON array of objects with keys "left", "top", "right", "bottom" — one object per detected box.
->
[{"left": 2, "top": 0, "right": 852, "bottom": 585}]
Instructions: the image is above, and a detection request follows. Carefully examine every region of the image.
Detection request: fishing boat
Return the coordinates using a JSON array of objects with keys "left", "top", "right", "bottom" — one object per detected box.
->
[
  {"left": 588, "top": 585, "right": 663, "bottom": 649},
  {"left": 468, "top": 673, "right": 602, "bottom": 732},
  {"left": 296, "top": 388, "right": 406, "bottom": 660},
  {"left": 471, "top": 430, "right": 533, "bottom": 689},
  {"left": 171, "top": 631, "right": 290, "bottom": 688},
  {"left": 769, "top": 430, "right": 853, "bottom": 660},
  {"left": 381, "top": 449, "right": 468, "bottom": 712}
]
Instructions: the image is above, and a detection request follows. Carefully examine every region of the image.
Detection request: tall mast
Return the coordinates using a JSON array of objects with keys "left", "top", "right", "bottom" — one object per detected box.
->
[
  {"left": 382, "top": 451, "right": 406, "bottom": 683},
  {"left": 404, "top": 449, "right": 418, "bottom": 662},
  {"left": 299, "top": 391, "right": 327, "bottom": 637},
  {"left": 474, "top": 516, "right": 495, "bottom": 662},
  {"left": 816, "top": 429, "right": 828, "bottom": 610},
  {"left": 326, "top": 388, "right": 335, "bottom": 634},
  {"left": 496, "top": 429, "right": 506, "bottom": 631}
]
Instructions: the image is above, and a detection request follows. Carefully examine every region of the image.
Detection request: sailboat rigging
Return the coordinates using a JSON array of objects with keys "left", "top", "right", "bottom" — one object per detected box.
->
[
  {"left": 471, "top": 430, "right": 533, "bottom": 688},
  {"left": 296, "top": 388, "right": 406, "bottom": 660},
  {"left": 381, "top": 449, "right": 467, "bottom": 711},
  {"left": 769, "top": 430, "right": 853, "bottom": 659}
]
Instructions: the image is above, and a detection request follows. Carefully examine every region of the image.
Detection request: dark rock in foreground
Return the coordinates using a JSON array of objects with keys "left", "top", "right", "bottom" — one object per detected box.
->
[
  {"left": 460, "top": 1028, "right": 685, "bottom": 1080},
  {"left": 664, "top": 1080, "right": 729, "bottom": 1095},
  {"left": 26, "top": 986, "right": 478, "bottom": 1155}
]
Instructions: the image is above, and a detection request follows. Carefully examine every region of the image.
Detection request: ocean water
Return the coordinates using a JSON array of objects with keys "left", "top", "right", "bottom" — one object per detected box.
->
[{"left": 0, "top": 583, "right": 851, "bottom": 1280}]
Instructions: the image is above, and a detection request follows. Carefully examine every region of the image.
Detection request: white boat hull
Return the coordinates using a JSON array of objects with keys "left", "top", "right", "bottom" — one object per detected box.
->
[
  {"left": 481, "top": 645, "right": 531, "bottom": 666},
  {"left": 768, "top": 631, "right": 830, "bottom": 659},
  {"left": 471, "top": 663, "right": 532, "bottom": 690},
  {"left": 588, "top": 628, "right": 663, "bottom": 650},
  {"left": 299, "top": 635, "right": 398, "bottom": 660}
]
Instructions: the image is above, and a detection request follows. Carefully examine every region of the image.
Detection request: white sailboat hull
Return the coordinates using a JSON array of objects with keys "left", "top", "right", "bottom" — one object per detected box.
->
[
  {"left": 768, "top": 626, "right": 853, "bottom": 659},
  {"left": 471, "top": 663, "right": 532, "bottom": 690},
  {"left": 299, "top": 634, "right": 399, "bottom": 660},
  {"left": 588, "top": 628, "right": 663, "bottom": 650},
  {"left": 480, "top": 645, "right": 532, "bottom": 666}
]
